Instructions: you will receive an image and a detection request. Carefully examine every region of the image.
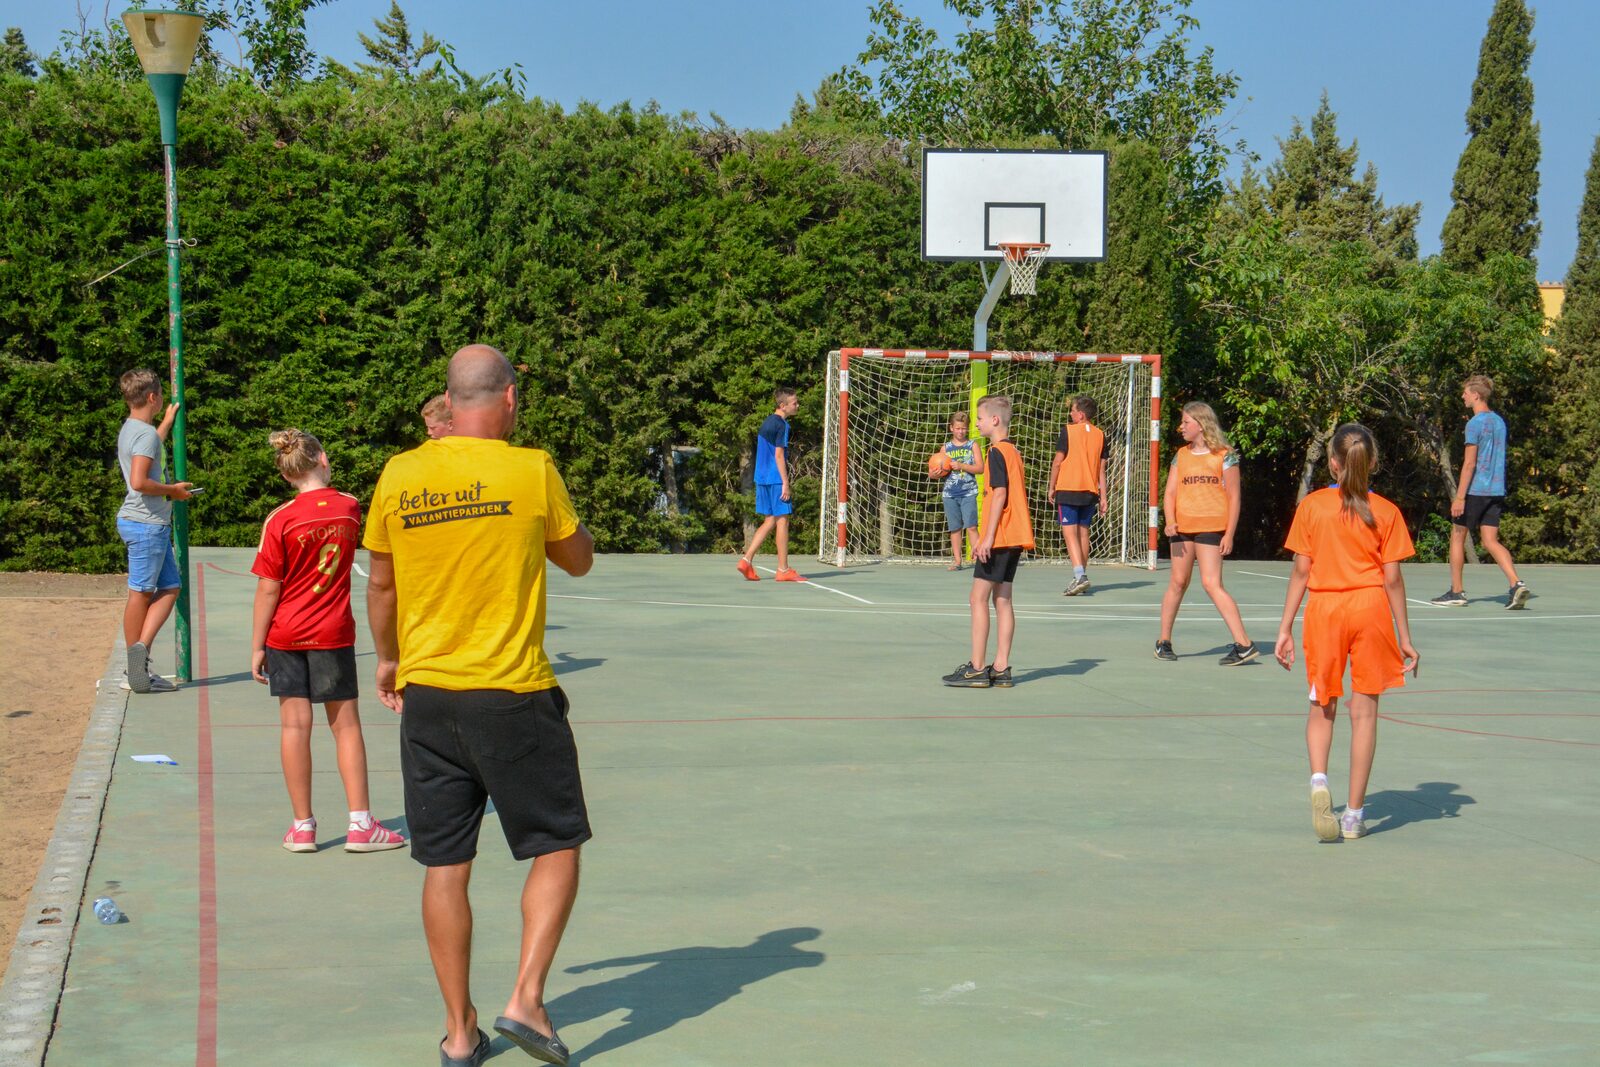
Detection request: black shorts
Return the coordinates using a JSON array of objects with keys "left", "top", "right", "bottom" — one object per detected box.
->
[
  {"left": 1452, "top": 494, "right": 1505, "bottom": 529},
  {"left": 400, "top": 684, "right": 592, "bottom": 867},
  {"left": 1170, "top": 531, "right": 1223, "bottom": 547},
  {"left": 974, "top": 546, "right": 1023, "bottom": 584},
  {"left": 265, "top": 646, "right": 358, "bottom": 703}
]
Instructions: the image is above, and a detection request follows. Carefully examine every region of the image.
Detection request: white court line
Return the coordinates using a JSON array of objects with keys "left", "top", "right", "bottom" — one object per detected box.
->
[
  {"left": 352, "top": 563, "right": 369, "bottom": 577},
  {"left": 753, "top": 565, "right": 873, "bottom": 604},
  {"left": 1238, "top": 569, "right": 1440, "bottom": 609}
]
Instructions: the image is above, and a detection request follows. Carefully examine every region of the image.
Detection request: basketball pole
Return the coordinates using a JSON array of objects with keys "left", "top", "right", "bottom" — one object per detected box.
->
[{"left": 968, "top": 261, "right": 1010, "bottom": 539}]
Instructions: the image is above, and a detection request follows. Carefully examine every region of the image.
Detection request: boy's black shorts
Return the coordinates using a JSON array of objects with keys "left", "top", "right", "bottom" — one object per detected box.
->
[
  {"left": 265, "top": 646, "right": 358, "bottom": 703},
  {"left": 1451, "top": 494, "right": 1505, "bottom": 529},
  {"left": 974, "top": 546, "right": 1023, "bottom": 584},
  {"left": 400, "top": 684, "right": 592, "bottom": 867}
]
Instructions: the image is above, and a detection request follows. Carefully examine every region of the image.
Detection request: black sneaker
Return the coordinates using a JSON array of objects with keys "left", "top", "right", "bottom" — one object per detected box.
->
[
  {"left": 942, "top": 661, "right": 992, "bottom": 688},
  {"left": 1153, "top": 639, "right": 1177, "bottom": 662},
  {"left": 989, "top": 666, "right": 1013, "bottom": 688},
  {"left": 1219, "top": 641, "right": 1260, "bottom": 666},
  {"left": 1431, "top": 589, "right": 1468, "bottom": 607},
  {"left": 1507, "top": 581, "right": 1530, "bottom": 610}
]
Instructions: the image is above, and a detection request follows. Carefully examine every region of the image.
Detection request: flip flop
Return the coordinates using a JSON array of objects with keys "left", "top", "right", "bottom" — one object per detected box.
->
[
  {"left": 494, "top": 1014, "right": 570, "bottom": 1065},
  {"left": 440, "top": 1027, "right": 491, "bottom": 1067}
]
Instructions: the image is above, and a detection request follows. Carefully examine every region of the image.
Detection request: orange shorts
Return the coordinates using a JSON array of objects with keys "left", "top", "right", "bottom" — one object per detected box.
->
[{"left": 1302, "top": 588, "right": 1404, "bottom": 703}]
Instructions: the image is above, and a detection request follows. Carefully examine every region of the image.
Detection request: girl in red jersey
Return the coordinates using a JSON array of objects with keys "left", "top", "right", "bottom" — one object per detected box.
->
[
  {"left": 250, "top": 429, "right": 405, "bottom": 854},
  {"left": 1275, "top": 424, "right": 1419, "bottom": 842},
  {"left": 1154, "top": 402, "right": 1258, "bottom": 665}
]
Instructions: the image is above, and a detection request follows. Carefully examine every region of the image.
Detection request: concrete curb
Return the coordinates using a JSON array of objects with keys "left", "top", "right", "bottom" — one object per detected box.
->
[{"left": 0, "top": 637, "right": 129, "bottom": 1066}]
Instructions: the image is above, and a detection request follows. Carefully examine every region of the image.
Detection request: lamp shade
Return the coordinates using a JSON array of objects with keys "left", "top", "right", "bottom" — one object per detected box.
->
[{"left": 121, "top": 8, "right": 204, "bottom": 75}]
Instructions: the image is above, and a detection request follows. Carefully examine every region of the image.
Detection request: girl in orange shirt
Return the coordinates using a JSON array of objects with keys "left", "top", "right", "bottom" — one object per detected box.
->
[
  {"left": 1155, "top": 402, "right": 1258, "bottom": 665},
  {"left": 1275, "top": 423, "right": 1419, "bottom": 842}
]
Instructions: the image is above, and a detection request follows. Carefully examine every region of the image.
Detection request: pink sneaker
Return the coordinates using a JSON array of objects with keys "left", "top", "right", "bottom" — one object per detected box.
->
[
  {"left": 282, "top": 821, "right": 317, "bottom": 854},
  {"left": 345, "top": 820, "right": 407, "bottom": 853},
  {"left": 774, "top": 568, "right": 807, "bottom": 582},
  {"left": 736, "top": 558, "right": 760, "bottom": 581}
]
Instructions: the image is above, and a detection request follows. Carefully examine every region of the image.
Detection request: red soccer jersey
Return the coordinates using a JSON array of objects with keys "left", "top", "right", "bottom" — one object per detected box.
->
[{"left": 251, "top": 488, "right": 361, "bottom": 650}]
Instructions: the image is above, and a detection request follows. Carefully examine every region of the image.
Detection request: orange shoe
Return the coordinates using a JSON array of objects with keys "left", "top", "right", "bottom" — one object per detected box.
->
[
  {"left": 775, "top": 568, "right": 807, "bottom": 582},
  {"left": 737, "top": 558, "right": 760, "bottom": 581}
]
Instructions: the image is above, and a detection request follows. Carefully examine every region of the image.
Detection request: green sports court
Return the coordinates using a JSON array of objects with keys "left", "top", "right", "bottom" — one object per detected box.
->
[{"left": 7, "top": 549, "right": 1598, "bottom": 1065}]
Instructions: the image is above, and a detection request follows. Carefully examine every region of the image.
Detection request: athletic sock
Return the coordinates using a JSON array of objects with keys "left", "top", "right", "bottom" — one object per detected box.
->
[
  {"left": 1310, "top": 774, "right": 1328, "bottom": 789},
  {"left": 1074, "top": 565, "right": 1086, "bottom": 579},
  {"left": 1346, "top": 806, "right": 1364, "bottom": 820},
  {"left": 293, "top": 817, "right": 316, "bottom": 831},
  {"left": 349, "top": 810, "right": 372, "bottom": 829}
]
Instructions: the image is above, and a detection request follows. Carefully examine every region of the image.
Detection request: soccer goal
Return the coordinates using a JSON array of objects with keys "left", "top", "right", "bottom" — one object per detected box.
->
[{"left": 819, "top": 349, "right": 1160, "bottom": 567}]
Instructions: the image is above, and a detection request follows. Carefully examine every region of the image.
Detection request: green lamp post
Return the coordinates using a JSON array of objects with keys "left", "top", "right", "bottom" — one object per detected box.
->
[{"left": 123, "top": 7, "right": 204, "bottom": 681}]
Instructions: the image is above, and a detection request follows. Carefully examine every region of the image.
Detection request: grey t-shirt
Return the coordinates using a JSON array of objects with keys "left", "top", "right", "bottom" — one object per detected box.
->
[{"left": 117, "top": 418, "right": 171, "bottom": 525}]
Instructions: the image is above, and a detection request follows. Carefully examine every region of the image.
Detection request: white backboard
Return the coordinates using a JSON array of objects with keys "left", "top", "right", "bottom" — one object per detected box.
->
[{"left": 921, "top": 148, "right": 1107, "bottom": 261}]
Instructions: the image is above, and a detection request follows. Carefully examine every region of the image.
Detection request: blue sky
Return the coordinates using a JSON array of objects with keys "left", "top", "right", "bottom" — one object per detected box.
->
[{"left": 15, "top": 1, "right": 1599, "bottom": 278}]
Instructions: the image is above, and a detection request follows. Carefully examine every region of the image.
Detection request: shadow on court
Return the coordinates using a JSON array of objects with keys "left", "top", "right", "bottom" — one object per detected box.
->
[
  {"left": 1075, "top": 580, "right": 1158, "bottom": 593},
  {"left": 1017, "top": 658, "right": 1103, "bottom": 683},
  {"left": 1363, "top": 782, "right": 1476, "bottom": 835},
  {"left": 549, "top": 927, "right": 824, "bottom": 1062},
  {"left": 553, "top": 652, "right": 607, "bottom": 675}
]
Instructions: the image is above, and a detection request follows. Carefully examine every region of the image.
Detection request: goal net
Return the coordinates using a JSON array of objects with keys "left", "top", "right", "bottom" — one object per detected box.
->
[{"left": 819, "top": 349, "right": 1160, "bottom": 567}]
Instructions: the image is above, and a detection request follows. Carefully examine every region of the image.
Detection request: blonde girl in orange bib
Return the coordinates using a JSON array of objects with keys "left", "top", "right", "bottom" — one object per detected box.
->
[
  {"left": 1275, "top": 423, "right": 1419, "bottom": 842},
  {"left": 1154, "top": 402, "right": 1258, "bottom": 665}
]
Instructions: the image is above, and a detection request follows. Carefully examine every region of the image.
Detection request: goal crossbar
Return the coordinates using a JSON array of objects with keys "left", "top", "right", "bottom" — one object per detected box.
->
[{"left": 820, "top": 349, "right": 1162, "bottom": 568}]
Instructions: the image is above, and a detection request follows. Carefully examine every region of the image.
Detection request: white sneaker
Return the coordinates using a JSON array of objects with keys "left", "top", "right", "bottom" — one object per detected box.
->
[
  {"left": 1341, "top": 810, "right": 1367, "bottom": 839},
  {"left": 1311, "top": 784, "right": 1339, "bottom": 842},
  {"left": 120, "top": 666, "right": 179, "bottom": 692}
]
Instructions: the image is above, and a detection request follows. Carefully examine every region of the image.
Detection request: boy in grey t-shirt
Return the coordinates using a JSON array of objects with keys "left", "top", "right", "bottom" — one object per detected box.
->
[{"left": 116, "top": 368, "right": 193, "bottom": 692}]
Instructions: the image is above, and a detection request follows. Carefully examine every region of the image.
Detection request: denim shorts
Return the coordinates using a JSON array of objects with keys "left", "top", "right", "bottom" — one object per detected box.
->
[
  {"left": 942, "top": 493, "right": 978, "bottom": 532},
  {"left": 118, "top": 518, "right": 181, "bottom": 593}
]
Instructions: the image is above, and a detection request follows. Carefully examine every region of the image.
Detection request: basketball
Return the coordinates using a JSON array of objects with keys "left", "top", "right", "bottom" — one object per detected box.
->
[{"left": 928, "top": 450, "right": 953, "bottom": 478}]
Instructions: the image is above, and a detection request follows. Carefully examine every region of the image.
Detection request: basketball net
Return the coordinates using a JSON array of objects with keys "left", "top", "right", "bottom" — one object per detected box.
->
[{"left": 999, "top": 242, "right": 1049, "bottom": 296}]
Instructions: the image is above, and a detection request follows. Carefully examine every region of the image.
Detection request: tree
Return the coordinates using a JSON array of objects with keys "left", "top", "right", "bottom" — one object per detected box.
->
[
  {"left": 1, "top": 27, "right": 37, "bottom": 78},
  {"left": 1440, "top": 0, "right": 1539, "bottom": 268},
  {"left": 239, "top": 0, "right": 332, "bottom": 90},
  {"left": 1256, "top": 92, "right": 1418, "bottom": 260},
  {"left": 839, "top": 0, "right": 1241, "bottom": 230},
  {"left": 1519, "top": 132, "right": 1600, "bottom": 559},
  {"left": 356, "top": 2, "right": 440, "bottom": 81}
]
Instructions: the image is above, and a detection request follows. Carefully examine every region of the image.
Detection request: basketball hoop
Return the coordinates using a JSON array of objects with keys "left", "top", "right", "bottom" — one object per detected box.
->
[{"left": 998, "top": 242, "right": 1050, "bottom": 296}]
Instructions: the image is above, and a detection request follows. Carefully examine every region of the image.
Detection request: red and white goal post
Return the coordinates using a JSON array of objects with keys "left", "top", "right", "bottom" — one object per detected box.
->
[{"left": 819, "top": 349, "right": 1162, "bottom": 568}]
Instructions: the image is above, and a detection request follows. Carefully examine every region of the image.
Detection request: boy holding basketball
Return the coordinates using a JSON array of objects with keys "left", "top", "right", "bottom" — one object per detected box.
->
[
  {"left": 933, "top": 410, "right": 983, "bottom": 570},
  {"left": 943, "top": 395, "right": 1033, "bottom": 688},
  {"left": 1047, "top": 395, "right": 1108, "bottom": 595},
  {"left": 737, "top": 387, "right": 805, "bottom": 582}
]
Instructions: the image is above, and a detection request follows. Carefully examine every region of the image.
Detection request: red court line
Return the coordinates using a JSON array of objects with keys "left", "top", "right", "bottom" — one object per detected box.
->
[
  {"left": 1379, "top": 713, "right": 1600, "bottom": 747},
  {"left": 204, "top": 561, "right": 255, "bottom": 579},
  {"left": 195, "top": 566, "right": 219, "bottom": 1067}
]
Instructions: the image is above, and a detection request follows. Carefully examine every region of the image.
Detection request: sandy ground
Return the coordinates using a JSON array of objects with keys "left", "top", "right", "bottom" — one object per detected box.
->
[{"left": 0, "top": 572, "right": 125, "bottom": 983}]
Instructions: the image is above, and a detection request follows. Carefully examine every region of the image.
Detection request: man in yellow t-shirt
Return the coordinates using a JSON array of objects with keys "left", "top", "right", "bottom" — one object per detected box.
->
[{"left": 365, "top": 344, "right": 594, "bottom": 1067}]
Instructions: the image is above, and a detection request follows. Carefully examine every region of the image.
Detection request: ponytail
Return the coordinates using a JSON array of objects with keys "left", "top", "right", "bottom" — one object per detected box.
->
[
  {"left": 268, "top": 428, "right": 325, "bottom": 483},
  {"left": 1330, "top": 423, "right": 1377, "bottom": 528}
]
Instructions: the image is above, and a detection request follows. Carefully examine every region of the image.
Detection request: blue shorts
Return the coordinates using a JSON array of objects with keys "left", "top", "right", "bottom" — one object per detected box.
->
[
  {"left": 118, "top": 518, "right": 181, "bottom": 593},
  {"left": 755, "top": 483, "right": 793, "bottom": 517},
  {"left": 1057, "top": 501, "right": 1097, "bottom": 527},
  {"left": 943, "top": 493, "right": 978, "bottom": 533}
]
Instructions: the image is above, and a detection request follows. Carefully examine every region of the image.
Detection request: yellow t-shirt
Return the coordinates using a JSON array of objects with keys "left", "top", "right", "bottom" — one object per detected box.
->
[{"left": 362, "top": 437, "right": 579, "bottom": 693}]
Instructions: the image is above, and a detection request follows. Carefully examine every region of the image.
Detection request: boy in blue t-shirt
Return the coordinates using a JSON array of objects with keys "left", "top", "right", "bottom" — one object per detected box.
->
[
  {"left": 934, "top": 411, "right": 984, "bottom": 570},
  {"left": 737, "top": 387, "right": 806, "bottom": 582},
  {"left": 1432, "top": 374, "right": 1530, "bottom": 609}
]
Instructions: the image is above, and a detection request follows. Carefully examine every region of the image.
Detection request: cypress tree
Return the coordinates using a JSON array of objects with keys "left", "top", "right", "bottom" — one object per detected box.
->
[
  {"left": 1545, "top": 133, "right": 1600, "bottom": 557},
  {"left": 1440, "top": 0, "right": 1540, "bottom": 268},
  {"left": 1, "top": 27, "right": 36, "bottom": 77}
]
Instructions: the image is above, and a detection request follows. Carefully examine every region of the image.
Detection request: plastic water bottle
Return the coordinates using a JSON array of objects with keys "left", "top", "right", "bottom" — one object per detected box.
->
[{"left": 91, "top": 897, "right": 123, "bottom": 924}]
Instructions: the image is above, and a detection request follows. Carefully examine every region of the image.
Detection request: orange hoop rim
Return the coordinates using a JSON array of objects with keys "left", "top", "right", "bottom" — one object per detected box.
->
[{"left": 997, "top": 241, "right": 1051, "bottom": 261}]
